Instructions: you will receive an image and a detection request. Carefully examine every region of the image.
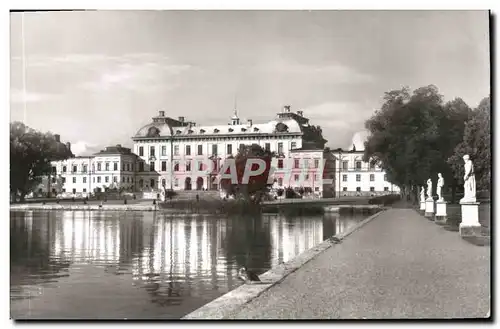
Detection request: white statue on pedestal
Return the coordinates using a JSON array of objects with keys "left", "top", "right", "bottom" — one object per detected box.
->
[
  {"left": 420, "top": 186, "right": 425, "bottom": 202},
  {"left": 436, "top": 173, "right": 444, "bottom": 202},
  {"left": 426, "top": 178, "right": 432, "bottom": 200},
  {"left": 461, "top": 154, "right": 476, "bottom": 203}
]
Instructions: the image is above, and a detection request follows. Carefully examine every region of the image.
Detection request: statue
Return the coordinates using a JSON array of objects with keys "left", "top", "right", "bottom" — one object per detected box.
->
[
  {"left": 461, "top": 154, "right": 476, "bottom": 202},
  {"left": 436, "top": 173, "right": 444, "bottom": 201},
  {"left": 420, "top": 186, "right": 425, "bottom": 202},
  {"left": 426, "top": 178, "right": 432, "bottom": 200}
]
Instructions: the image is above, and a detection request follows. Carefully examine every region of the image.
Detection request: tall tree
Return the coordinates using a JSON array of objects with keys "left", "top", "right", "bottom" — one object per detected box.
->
[
  {"left": 363, "top": 85, "right": 472, "bottom": 203},
  {"left": 448, "top": 96, "right": 491, "bottom": 195},
  {"left": 10, "top": 122, "right": 73, "bottom": 202},
  {"left": 220, "top": 144, "right": 274, "bottom": 203}
]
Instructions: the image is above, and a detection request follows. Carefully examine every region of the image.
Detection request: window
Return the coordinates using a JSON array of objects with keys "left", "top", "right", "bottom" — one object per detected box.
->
[
  {"left": 356, "top": 161, "right": 362, "bottom": 170},
  {"left": 92, "top": 164, "right": 95, "bottom": 172},
  {"left": 93, "top": 177, "right": 95, "bottom": 183},
  {"left": 131, "top": 164, "right": 134, "bottom": 171},
  {"left": 342, "top": 161, "right": 348, "bottom": 170},
  {"left": 97, "top": 163, "right": 101, "bottom": 171},
  {"left": 51, "top": 166, "right": 57, "bottom": 173},
  {"left": 384, "top": 174, "right": 387, "bottom": 181},
  {"left": 150, "top": 162, "right": 155, "bottom": 171},
  {"left": 278, "top": 159, "right": 284, "bottom": 169},
  {"left": 122, "top": 163, "right": 125, "bottom": 171},
  {"left": 174, "top": 145, "right": 179, "bottom": 156},
  {"left": 113, "top": 176, "right": 117, "bottom": 182},
  {"left": 72, "top": 188, "right": 76, "bottom": 194},
  {"left": 294, "top": 159, "right": 299, "bottom": 169},
  {"left": 315, "top": 187, "right": 320, "bottom": 192},
  {"left": 278, "top": 178, "right": 283, "bottom": 186},
  {"left": 174, "top": 162, "right": 179, "bottom": 171},
  {"left": 162, "top": 179, "right": 166, "bottom": 187},
  {"left": 127, "top": 163, "right": 130, "bottom": 171},
  {"left": 239, "top": 144, "right": 244, "bottom": 151},
  {"left": 356, "top": 174, "right": 361, "bottom": 182},
  {"left": 62, "top": 177, "right": 66, "bottom": 183},
  {"left": 212, "top": 144, "right": 218, "bottom": 156},
  {"left": 370, "top": 174, "right": 375, "bottom": 182},
  {"left": 97, "top": 177, "right": 101, "bottom": 183},
  {"left": 51, "top": 177, "right": 56, "bottom": 184},
  {"left": 105, "top": 176, "right": 109, "bottom": 183},
  {"left": 384, "top": 187, "right": 389, "bottom": 191},
  {"left": 342, "top": 174, "right": 347, "bottom": 182},
  {"left": 265, "top": 143, "right": 270, "bottom": 151},
  {"left": 114, "top": 162, "right": 118, "bottom": 171},
  {"left": 72, "top": 165, "right": 77, "bottom": 173},
  {"left": 161, "top": 145, "right": 167, "bottom": 156},
  {"left": 122, "top": 176, "right": 125, "bottom": 183},
  {"left": 356, "top": 187, "right": 361, "bottom": 192},
  {"left": 150, "top": 179, "right": 155, "bottom": 188},
  {"left": 62, "top": 166, "right": 67, "bottom": 173},
  {"left": 62, "top": 188, "right": 66, "bottom": 193},
  {"left": 72, "top": 177, "right": 76, "bottom": 183},
  {"left": 314, "top": 159, "right": 319, "bottom": 168},
  {"left": 304, "top": 159, "right": 309, "bottom": 168},
  {"left": 174, "top": 178, "right": 179, "bottom": 187},
  {"left": 138, "top": 162, "right": 143, "bottom": 172},
  {"left": 227, "top": 144, "right": 232, "bottom": 155},
  {"left": 161, "top": 161, "right": 167, "bottom": 172},
  {"left": 83, "top": 177, "right": 87, "bottom": 183},
  {"left": 83, "top": 165, "right": 87, "bottom": 173},
  {"left": 278, "top": 142, "right": 283, "bottom": 154},
  {"left": 186, "top": 161, "right": 191, "bottom": 171},
  {"left": 127, "top": 177, "right": 130, "bottom": 183},
  {"left": 305, "top": 174, "right": 309, "bottom": 180},
  {"left": 186, "top": 145, "right": 191, "bottom": 156},
  {"left": 150, "top": 146, "right": 155, "bottom": 157},
  {"left": 139, "top": 179, "right": 144, "bottom": 188},
  {"left": 139, "top": 146, "right": 144, "bottom": 156},
  {"left": 105, "top": 162, "right": 110, "bottom": 171},
  {"left": 197, "top": 145, "right": 203, "bottom": 155},
  {"left": 198, "top": 161, "right": 203, "bottom": 171},
  {"left": 294, "top": 174, "right": 299, "bottom": 181},
  {"left": 83, "top": 188, "right": 87, "bottom": 193},
  {"left": 343, "top": 187, "right": 347, "bottom": 192},
  {"left": 370, "top": 187, "right": 375, "bottom": 192},
  {"left": 315, "top": 174, "right": 319, "bottom": 181}
]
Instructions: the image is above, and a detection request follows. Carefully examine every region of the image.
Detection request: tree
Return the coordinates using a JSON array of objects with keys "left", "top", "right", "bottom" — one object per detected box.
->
[
  {"left": 219, "top": 144, "right": 274, "bottom": 203},
  {"left": 10, "top": 122, "right": 73, "bottom": 202},
  {"left": 448, "top": 96, "right": 491, "bottom": 194},
  {"left": 363, "top": 85, "right": 472, "bottom": 203}
]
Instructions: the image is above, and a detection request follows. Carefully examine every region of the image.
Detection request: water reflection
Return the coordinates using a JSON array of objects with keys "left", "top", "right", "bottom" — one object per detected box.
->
[{"left": 10, "top": 210, "right": 367, "bottom": 319}]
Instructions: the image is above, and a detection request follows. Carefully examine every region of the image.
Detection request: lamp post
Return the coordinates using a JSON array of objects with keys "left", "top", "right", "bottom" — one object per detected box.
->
[{"left": 334, "top": 148, "right": 343, "bottom": 199}]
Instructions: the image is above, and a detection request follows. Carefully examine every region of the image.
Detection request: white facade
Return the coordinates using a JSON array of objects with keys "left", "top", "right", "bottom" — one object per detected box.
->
[
  {"left": 331, "top": 150, "right": 400, "bottom": 196},
  {"left": 132, "top": 106, "right": 329, "bottom": 192}
]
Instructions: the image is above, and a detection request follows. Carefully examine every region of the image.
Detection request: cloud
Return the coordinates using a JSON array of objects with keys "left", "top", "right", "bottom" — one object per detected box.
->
[
  {"left": 10, "top": 88, "right": 54, "bottom": 104},
  {"left": 70, "top": 141, "right": 103, "bottom": 156}
]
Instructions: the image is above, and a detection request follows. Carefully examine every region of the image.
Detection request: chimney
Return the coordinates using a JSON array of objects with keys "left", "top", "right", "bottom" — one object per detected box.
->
[
  {"left": 159, "top": 110, "right": 165, "bottom": 117},
  {"left": 248, "top": 119, "right": 253, "bottom": 126},
  {"left": 178, "top": 116, "right": 185, "bottom": 123},
  {"left": 66, "top": 142, "right": 71, "bottom": 152},
  {"left": 54, "top": 134, "right": 60, "bottom": 142},
  {"left": 297, "top": 110, "right": 303, "bottom": 117},
  {"left": 284, "top": 105, "right": 291, "bottom": 112}
]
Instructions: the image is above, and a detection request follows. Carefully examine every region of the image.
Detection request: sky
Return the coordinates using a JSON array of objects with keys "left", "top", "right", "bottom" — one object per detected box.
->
[{"left": 10, "top": 10, "right": 490, "bottom": 155}]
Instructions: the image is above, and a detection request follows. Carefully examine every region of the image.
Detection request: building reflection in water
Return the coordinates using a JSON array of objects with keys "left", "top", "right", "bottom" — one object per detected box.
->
[{"left": 10, "top": 210, "right": 364, "bottom": 318}]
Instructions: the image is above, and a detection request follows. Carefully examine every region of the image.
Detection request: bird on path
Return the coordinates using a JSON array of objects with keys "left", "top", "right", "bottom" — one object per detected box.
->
[{"left": 238, "top": 267, "right": 261, "bottom": 284}]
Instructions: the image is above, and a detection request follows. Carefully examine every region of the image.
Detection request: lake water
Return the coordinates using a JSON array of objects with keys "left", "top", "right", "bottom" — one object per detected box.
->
[{"left": 10, "top": 210, "right": 371, "bottom": 319}]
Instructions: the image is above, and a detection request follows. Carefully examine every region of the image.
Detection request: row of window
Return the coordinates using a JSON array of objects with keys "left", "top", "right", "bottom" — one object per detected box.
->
[
  {"left": 138, "top": 142, "right": 297, "bottom": 158},
  {"left": 340, "top": 160, "right": 378, "bottom": 170},
  {"left": 342, "top": 187, "right": 391, "bottom": 192},
  {"left": 57, "top": 176, "right": 135, "bottom": 184},
  {"left": 54, "top": 162, "right": 135, "bottom": 173},
  {"left": 342, "top": 174, "right": 388, "bottom": 182}
]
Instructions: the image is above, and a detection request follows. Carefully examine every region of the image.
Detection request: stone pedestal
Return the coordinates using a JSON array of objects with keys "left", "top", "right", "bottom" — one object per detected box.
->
[
  {"left": 459, "top": 201, "right": 481, "bottom": 237},
  {"left": 420, "top": 200, "right": 426, "bottom": 212},
  {"left": 434, "top": 200, "right": 447, "bottom": 225},
  {"left": 424, "top": 198, "right": 435, "bottom": 219}
]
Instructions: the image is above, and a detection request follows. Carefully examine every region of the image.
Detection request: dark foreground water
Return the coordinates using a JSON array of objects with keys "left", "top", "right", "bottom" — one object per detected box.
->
[{"left": 10, "top": 210, "right": 370, "bottom": 319}]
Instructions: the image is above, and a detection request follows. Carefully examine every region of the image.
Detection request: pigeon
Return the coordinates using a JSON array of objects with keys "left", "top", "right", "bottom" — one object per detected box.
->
[{"left": 238, "top": 267, "right": 261, "bottom": 283}]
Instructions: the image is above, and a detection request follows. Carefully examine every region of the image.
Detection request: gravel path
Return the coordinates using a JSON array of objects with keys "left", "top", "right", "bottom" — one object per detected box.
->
[{"left": 228, "top": 207, "right": 490, "bottom": 319}]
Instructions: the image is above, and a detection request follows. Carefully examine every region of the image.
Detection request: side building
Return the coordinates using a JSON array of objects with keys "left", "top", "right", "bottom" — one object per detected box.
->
[{"left": 331, "top": 147, "right": 400, "bottom": 197}]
